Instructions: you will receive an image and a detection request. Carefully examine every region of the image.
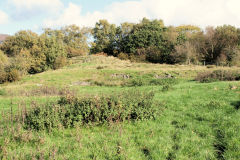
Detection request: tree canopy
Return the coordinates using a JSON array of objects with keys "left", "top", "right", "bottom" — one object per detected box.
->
[{"left": 91, "top": 18, "right": 240, "bottom": 65}]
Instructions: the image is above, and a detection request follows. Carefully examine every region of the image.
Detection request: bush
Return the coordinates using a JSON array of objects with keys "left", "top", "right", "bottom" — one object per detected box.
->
[
  {"left": 24, "top": 103, "right": 62, "bottom": 131},
  {"left": 53, "top": 56, "right": 68, "bottom": 70},
  {"left": 0, "top": 50, "right": 9, "bottom": 67},
  {"left": 0, "top": 70, "right": 7, "bottom": 84},
  {"left": 10, "top": 49, "right": 32, "bottom": 75},
  {"left": 0, "top": 68, "right": 21, "bottom": 84},
  {"left": 66, "top": 47, "right": 86, "bottom": 58},
  {"left": 128, "top": 53, "right": 146, "bottom": 62},
  {"left": 124, "top": 77, "right": 146, "bottom": 87},
  {"left": 206, "top": 65, "right": 215, "bottom": 69},
  {"left": 6, "top": 69, "right": 21, "bottom": 82},
  {"left": 117, "top": 52, "right": 129, "bottom": 60},
  {"left": 22, "top": 90, "right": 158, "bottom": 130},
  {"left": 196, "top": 70, "right": 240, "bottom": 82},
  {"left": 145, "top": 46, "right": 163, "bottom": 63}
]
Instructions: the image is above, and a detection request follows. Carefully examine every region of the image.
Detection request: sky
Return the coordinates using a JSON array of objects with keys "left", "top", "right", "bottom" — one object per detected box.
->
[{"left": 0, "top": 0, "right": 240, "bottom": 35}]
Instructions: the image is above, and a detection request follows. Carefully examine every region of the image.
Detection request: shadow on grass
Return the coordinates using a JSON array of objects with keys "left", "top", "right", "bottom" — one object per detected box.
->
[{"left": 231, "top": 101, "right": 240, "bottom": 110}]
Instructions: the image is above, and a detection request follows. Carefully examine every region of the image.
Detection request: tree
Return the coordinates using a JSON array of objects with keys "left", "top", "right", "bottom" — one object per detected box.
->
[
  {"left": 91, "top": 20, "right": 117, "bottom": 55},
  {"left": 116, "top": 22, "right": 135, "bottom": 54},
  {"left": 44, "top": 25, "right": 90, "bottom": 57},
  {"left": 1, "top": 30, "right": 39, "bottom": 57},
  {"left": 0, "top": 30, "right": 69, "bottom": 74},
  {"left": 40, "top": 35, "right": 67, "bottom": 70},
  {"left": 9, "top": 49, "right": 33, "bottom": 75},
  {"left": 199, "top": 25, "right": 239, "bottom": 64},
  {"left": 214, "top": 25, "right": 239, "bottom": 64},
  {"left": 0, "top": 30, "right": 47, "bottom": 73},
  {"left": 176, "top": 25, "right": 201, "bottom": 35},
  {"left": 122, "top": 18, "right": 166, "bottom": 54},
  {"left": 172, "top": 42, "right": 199, "bottom": 64}
]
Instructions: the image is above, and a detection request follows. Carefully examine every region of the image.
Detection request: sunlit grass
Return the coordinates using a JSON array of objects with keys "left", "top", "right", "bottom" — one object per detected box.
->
[{"left": 0, "top": 56, "right": 240, "bottom": 159}]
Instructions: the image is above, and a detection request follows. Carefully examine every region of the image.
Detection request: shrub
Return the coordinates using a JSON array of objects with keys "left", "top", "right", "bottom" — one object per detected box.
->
[
  {"left": 66, "top": 47, "right": 86, "bottom": 58},
  {"left": 196, "top": 70, "right": 240, "bottom": 82},
  {"left": 128, "top": 53, "right": 146, "bottom": 62},
  {"left": 9, "top": 49, "right": 32, "bottom": 75},
  {"left": 6, "top": 69, "right": 21, "bottom": 82},
  {"left": 22, "top": 90, "right": 158, "bottom": 130},
  {"left": 117, "top": 52, "right": 129, "bottom": 60},
  {"left": 124, "top": 77, "right": 146, "bottom": 87},
  {"left": 206, "top": 65, "right": 215, "bottom": 69},
  {"left": 59, "top": 90, "right": 157, "bottom": 125},
  {"left": 0, "top": 68, "right": 21, "bottom": 84},
  {"left": 0, "top": 50, "right": 9, "bottom": 67},
  {"left": 24, "top": 103, "right": 62, "bottom": 131},
  {"left": 96, "top": 66, "right": 105, "bottom": 70},
  {"left": 0, "top": 70, "right": 7, "bottom": 84},
  {"left": 145, "top": 46, "right": 163, "bottom": 63},
  {"left": 53, "top": 56, "right": 68, "bottom": 70}
]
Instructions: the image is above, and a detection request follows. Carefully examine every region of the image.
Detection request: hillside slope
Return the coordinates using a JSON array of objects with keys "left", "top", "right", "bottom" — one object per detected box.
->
[
  {"left": 1, "top": 55, "right": 239, "bottom": 95},
  {"left": 0, "top": 55, "right": 240, "bottom": 159}
]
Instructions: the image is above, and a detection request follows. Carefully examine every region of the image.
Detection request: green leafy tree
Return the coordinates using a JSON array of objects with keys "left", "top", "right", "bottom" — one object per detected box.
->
[
  {"left": 1, "top": 30, "right": 39, "bottom": 56},
  {"left": 9, "top": 49, "right": 33, "bottom": 75},
  {"left": 122, "top": 18, "right": 166, "bottom": 54},
  {"left": 40, "top": 35, "right": 67, "bottom": 70},
  {"left": 115, "top": 22, "right": 135, "bottom": 54},
  {"left": 214, "top": 25, "right": 239, "bottom": 64},
  {"left": 198, "top": 25, "right": 239, "bottom": 65},
  {"left": 91, "top": 20, "right": 117, "bottom": 55},
  {"left": 44, "top": 25, "right": 90, "bottom": 57}
]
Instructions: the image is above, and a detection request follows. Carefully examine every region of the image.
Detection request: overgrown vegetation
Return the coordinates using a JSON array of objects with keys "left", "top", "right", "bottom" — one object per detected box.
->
[
  {"left": 196, "top": 70, "right": 240, "bottom": 82},
  {"left": 92, "top": 18, "right": 240, "bottom": 66},
  {"left": 0, "top": 25, "right": 90, "bottom": 84},
  {"left": 22, "top": 90, "right": 157, "bottom": 131}
]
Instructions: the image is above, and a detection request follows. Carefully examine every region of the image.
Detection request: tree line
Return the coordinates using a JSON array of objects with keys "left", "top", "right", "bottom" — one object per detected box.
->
[
  {"left": 0, "top": 25, "right": 90, "bottom": 83},
  {"left": 91, "top": 18, "right": 240, "bottom": 66},
  {"left": 0, "top": 18, "right": 240, "bottom": 83}
]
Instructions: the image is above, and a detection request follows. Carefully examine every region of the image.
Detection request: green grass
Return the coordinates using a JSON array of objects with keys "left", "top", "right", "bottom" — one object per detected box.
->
[{"left": 0, "top": 55, "right": 240, "bottom": 159}]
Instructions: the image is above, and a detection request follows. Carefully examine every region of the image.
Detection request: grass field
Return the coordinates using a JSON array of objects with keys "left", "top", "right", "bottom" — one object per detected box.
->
[{"left": 0, "top": 55, "right": 240, "bottom": 159}]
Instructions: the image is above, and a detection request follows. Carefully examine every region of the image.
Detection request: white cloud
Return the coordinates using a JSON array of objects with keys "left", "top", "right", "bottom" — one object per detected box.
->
[
  {"left": 0, "top": 10, "right": 8, "bottom": 24},
  {"left": 9, "top": 0, "right": 64, "bottom": 18},
  {"left": 44, "top": 0, "right": 240, "bottom": 29}
]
